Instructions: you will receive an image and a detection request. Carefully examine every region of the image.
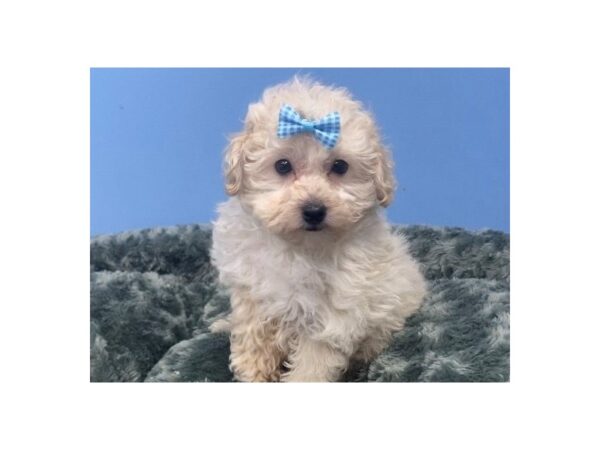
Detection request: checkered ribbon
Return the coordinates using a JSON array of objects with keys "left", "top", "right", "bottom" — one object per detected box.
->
[{"left": 277, "top": 104, "right": 341, "bottom": 149}]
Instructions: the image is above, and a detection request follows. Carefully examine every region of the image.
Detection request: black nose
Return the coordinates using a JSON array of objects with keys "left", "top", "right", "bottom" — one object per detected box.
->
[{"left": 302, "top": 203, "right": 327, "bottom": 225}]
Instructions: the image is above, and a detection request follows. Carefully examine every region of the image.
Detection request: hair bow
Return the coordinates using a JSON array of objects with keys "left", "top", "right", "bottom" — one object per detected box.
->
[{"left": 277, "top": 104, "right": 341, "bottom": 150}]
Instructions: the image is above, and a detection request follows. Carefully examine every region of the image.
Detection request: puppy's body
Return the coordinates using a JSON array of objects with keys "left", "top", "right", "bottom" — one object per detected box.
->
[
  {"left": 212, "top": 197, "right": 425, "bottom": 381},
  {"left": 211, "top": 78, "right": 426, "bottom": 381}
]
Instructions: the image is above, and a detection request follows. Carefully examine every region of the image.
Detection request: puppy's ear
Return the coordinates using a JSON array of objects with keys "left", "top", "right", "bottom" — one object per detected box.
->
[
  {"left": 374, "top": 144, "right": 396, "bottom": 207},
  {"left": 224, "top": 133, "right": 247, "bottom": 196}
]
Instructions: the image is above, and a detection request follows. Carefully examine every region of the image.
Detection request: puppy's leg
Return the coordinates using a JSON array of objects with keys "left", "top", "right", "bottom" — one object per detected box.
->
[
  {"left": 229, "top": 290, "right": 284, "bottom": 382},
  {"left": 282, "top": 336, "right": 348, "bottom": 382}
]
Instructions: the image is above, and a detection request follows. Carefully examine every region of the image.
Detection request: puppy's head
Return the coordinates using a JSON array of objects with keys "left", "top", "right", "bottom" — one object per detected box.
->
[{"left": 223, "top": 77, "right": 395, "bottom": 236}]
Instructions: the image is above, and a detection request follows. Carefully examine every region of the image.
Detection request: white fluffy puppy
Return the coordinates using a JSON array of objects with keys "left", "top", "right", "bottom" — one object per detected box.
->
[{"left": 211, "top": 78, "right": 426, "bottom": 382}]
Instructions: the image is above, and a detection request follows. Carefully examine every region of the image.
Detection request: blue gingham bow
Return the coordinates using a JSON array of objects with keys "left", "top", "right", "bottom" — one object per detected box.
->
[{"left": 277, "top": 104, "right": 341, "bottom": 150}]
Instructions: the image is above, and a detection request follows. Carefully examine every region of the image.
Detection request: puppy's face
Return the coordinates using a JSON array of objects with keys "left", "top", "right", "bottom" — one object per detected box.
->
[{"left": 224, "top": 79, "right": 395, "bottom": 237}]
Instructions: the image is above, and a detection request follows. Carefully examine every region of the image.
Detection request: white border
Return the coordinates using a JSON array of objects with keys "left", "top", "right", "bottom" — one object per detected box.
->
[{"left": 2, "top": 1, "right": 599, "bottom": 449}]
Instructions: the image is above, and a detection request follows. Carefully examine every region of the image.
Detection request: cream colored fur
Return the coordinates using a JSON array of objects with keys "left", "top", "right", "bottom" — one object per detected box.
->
[{"left": 210, "top": 78, "right": 427, "bottom": 382}]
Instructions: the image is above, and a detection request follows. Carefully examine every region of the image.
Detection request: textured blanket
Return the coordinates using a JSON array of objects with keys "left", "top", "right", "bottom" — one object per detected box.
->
[{"left": 90, "top": 225, "right": 509, "bottom": 382}]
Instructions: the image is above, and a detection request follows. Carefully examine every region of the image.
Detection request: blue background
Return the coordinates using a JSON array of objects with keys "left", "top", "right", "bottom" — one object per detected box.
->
[{"left": 91, "top": 68, "right": 509, "bottom": 236}]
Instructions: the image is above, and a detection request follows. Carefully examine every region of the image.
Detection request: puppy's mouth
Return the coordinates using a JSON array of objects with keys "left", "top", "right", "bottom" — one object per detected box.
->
[{"left": 303, "top": 224, "right": 325, "bottom": 232}]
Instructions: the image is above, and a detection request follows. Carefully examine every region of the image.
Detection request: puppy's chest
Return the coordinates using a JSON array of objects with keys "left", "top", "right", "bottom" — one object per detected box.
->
[
  {"left": 248, "top": 245, "right": 368, "bottom": 315},
  {"left": 255, "top": 249, "right": 332, "bottom": 301}
]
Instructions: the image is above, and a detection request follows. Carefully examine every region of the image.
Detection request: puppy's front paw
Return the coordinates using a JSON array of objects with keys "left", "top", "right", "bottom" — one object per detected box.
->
[
  {"left": 281, "top": 338, "right": 348, "bottom": 382},
  {"left": 280, "top": 370, "right": 329, "bottom": 383},
  {"left": 231, "top": 359, "right": 281, "bottom": 382},
  {"left": 229, "top": 334, "right": 283, "bottom": 382}
]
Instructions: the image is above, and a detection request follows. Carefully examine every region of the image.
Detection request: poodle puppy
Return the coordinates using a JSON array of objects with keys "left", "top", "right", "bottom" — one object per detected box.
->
[{"left": 210, "top": 78, "right": 426, "bottom": 382}]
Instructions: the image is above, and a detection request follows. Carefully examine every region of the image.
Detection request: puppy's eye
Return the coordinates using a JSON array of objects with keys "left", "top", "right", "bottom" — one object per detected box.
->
[
  {"left": 274, "top": 159, "right": 293, "bottom": 175},
  {"left": 331, "top": 159, "right": 349, "bottom": 175}
]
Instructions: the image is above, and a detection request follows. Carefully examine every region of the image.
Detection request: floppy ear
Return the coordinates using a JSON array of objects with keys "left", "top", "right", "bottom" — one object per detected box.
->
[
  {"left": 374, "top": 144, "right": 396, "bottom": 207},
  {"left": 224, "top": 133, "right": 247, "bottom": 196}
]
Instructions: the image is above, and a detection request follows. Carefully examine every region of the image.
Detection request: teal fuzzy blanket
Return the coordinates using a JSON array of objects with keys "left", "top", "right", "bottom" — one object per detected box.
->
[{"left": 90, "top": 225, "right": 509, "bottom": 382}]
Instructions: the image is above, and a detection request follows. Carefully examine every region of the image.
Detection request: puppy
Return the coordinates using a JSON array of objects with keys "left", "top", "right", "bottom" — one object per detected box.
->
[{"left": 211, "top": 77, "right": 426, "bottom": 382}]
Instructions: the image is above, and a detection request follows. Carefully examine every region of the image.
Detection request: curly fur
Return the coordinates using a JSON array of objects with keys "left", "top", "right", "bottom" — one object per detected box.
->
[{"left": 211, "top": 78, "right": 427, "bottom": 382}]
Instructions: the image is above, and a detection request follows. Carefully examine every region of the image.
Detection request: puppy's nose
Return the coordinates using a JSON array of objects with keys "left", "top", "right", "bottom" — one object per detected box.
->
[{"left": 302, "top": 203, "right": 327, "bottom": 225}]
